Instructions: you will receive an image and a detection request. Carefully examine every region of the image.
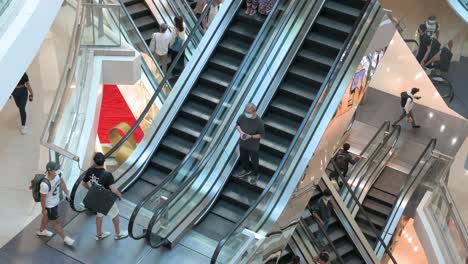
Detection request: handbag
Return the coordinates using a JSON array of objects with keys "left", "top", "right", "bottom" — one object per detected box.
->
[
  {"left": 83, "top": 183, "right": 117, "bottom": 215},
  {"left": 170, "top": 35, "right": 183, "bottom": 52}
]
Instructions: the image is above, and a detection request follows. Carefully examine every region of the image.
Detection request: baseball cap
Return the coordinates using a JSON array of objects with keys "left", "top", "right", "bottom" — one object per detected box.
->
[{"left": 46, "top": 161, "right": 61, "bottom": 171}]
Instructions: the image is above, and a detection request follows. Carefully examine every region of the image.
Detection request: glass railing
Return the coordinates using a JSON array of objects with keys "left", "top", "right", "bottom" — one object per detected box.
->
[
  {"left": 138, "top": 0, "right": 306, "bottom": 244},
  {"left": 0, "top": 0, "right": 12, "bottom": 17},
  {"left": 429, "top": 74, "right": 454, "bottom": 103},
  {"left": 342, "top": 125, "right": 401, "bottom": 214},
  {"left": 427, "top": 179, "right": 468, "bottom": 263},
  {"left": 68, "top": 0, "right": 217, "bottom": 212},
  {"left": 375, "top": 138, "right": 437, "bottom": 258},
  {"left": 212, "top": 1, "right": 384, "bottom": 262}
]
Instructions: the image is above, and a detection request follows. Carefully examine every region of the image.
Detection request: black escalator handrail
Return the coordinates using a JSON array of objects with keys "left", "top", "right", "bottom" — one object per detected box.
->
[
  {"left": 211, "top": 0, "right": 379, "bottom": 262},
  {"left": 131, "top": 0, "right": 289, "bottom": 240},
  {"left": 306, "top": 208, "right": 345, "bottom": 264},
  {"left": 265, "top": 220, "right": 300, "bottom": 238},
  {"left": 331, "top": 161, "right": 398, "bottom": 264},
  {"left": 430, "top": 74, "right": 454, "bottom": 101},
  {"left": 69, "top": 0, "right": 217, "bottom": 212},
  {"left": 376, "top": 138, "right": 436, "bottom": 252}
]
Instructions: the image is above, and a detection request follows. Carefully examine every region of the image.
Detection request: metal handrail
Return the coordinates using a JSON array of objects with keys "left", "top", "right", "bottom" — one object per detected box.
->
[
  {"left": 403, "top": 38, "right": 419, "bottom": 48},
  {"left": 69, "top": 0, "right": 216, "bottom": 211},
  {"left": 331, "top": 160, "right": 398, "bottom": 263},
  {"left": 128, "top": 0, "right": 287, "bottom": 241},
  {"left": 211, "top": 0, "right": 380, "bottom": 262},
  {"left": 143, "top": 0, "right": 298, "bottom": 246},
  {"left": 265, "top": 220, "right": 300, "bottom": 238}
]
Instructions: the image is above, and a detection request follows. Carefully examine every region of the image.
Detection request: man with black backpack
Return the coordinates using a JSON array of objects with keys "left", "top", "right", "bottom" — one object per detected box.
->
[
  {"left": 36, "top": 162, "right": 74, "bottom": 246},
  {"left": 333, "top": 143, "right": 360, "bottom": 179},
  {"left": 82, "top": 153, "right": 128, "bottom": 241},
  {"left": 393, "top": 88, "right": 421, "bottom": 128}
]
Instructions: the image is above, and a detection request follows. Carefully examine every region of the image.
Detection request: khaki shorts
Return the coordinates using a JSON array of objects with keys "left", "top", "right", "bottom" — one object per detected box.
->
[{"left": 97, "top": 202, "right": 119, "bottom": 219}]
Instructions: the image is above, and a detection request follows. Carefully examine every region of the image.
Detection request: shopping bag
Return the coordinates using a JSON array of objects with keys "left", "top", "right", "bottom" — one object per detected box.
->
[{"left": 83, "top": 184, "right": 117, "bottom": 215}]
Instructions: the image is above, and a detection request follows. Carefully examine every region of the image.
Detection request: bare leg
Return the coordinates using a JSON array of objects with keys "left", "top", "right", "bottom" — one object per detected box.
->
[
  {"left": 51, "top": 220, "right": 65, "bottom": 240},
  {"left": 96, "top": 216, "right": 103, "bottom": 236},
  {"left": 39, "top": 214, "right": 48, "bottom": 232},
  {"left": 112, "top": 216, "right": 120, "bottom": 235}
]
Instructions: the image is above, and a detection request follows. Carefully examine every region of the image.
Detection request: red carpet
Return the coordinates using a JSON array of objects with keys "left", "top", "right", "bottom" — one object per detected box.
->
[{"left": 98, "top": 84, "right": 144, "bottom": 144}]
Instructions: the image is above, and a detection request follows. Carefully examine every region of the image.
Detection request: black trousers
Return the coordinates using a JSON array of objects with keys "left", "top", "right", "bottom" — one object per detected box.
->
[
  {"left": 12, "top": 88, "right": 28, "bottom": 126},
  {"left": 239, "top": 147, "right": 259, "bottom": 176}
]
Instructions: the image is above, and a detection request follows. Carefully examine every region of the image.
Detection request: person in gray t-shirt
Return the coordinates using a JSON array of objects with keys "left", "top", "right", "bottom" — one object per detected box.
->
[{"left": 235, "top": 103, "right": 265, "bottom": 178}]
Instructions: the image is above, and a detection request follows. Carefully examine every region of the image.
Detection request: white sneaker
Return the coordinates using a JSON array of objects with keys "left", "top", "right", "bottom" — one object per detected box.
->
[
  {"left": 95, "top": 231, "right": 111, "bottom": 241},
  {"left": 114, "top": 230, "right": 129, "bottom": 240},
  {"left": 36, "top": 229, "right": 53, "bottom": 237},
  {"left": 64, "top": 236, "right": 75, "bottom": 246},
  {"left": 20, "top": 126, "right": 28, "bottom": 135}
]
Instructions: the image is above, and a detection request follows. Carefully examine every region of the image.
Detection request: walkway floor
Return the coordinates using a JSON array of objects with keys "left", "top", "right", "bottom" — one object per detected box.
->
[{"left": 0, "top": 3, "right": 75, "bottom": 247}]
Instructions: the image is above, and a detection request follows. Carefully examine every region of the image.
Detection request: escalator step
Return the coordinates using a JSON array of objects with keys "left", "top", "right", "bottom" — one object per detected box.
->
[
  {"left": 316, "top": 16, "right": 353, "bottom": 35},
  {"left": 367, "top": 188, "right": 397, "bottom": 206},
  {"left": 194, "top": 213, "right": 234, "bottom": 241},
  {"left": 160, "top": 135, "right": 193, "bottom": 157},
  {"left": 357, "top": 222, "right": 378, "bottom": 241},
  {"left": 334, "top": 240, "right": 355, "bottom": 258},
  {"left": 306, "top": 32, "right": 343, "bottom": 51},
  {"left": 150, "top": 151, "right": 181, "bottom": 172},
  {"left": 261, "top": 132, "right": 289, "bottom": 155},
  {"left": 270, "top": 97, "right": 309, "bottom": 121},
  {"left": 122, "top": 0, "right": 140, "bottom": 6},
  {"left": 171, "top": 117, "right": 204, "bottom": 140},
  {"left": 133, "top": 16, "right": 158, "bottom": 32},
  {"left": 236, "top": 10, "right": 265, "bottom": 26},
  {"left": 289, "top": 63, "right": 326, "bottom": 85},
  {"left": 324, "top": 0, "right": 361, "bottom": 18},
  {"left": 259, "top": 151, "right": 282, "bottom": 175},
  {"left": 191, "top": 85, "right": 224, "bottom": 106},
  {"left": 219, "top": 36, "right": 250, "bottom": 57},
  {"left": 140, "top": 30, "right": 153, "bottom": 44},
  {"left": 263, "top": 114, "right": 299, "bottom": 138},
  {"left": 211, "top": 199, "right": 245, "bottom": 223},
  {"left": 356, "top": 211, "right": 386, "bottom": 229},
  {"left": 297, "top": 49, "right": 335, "bottom": 69},
  {"left": 228, "top": 22, "right": 258, "bottom": 41},
  {"left": 209, "top": 52, "right": 242, "bottom": 74},
  {"left": 140, "top": 166, "right": 168, "bottom": 186},
  {"left": 180, "top": 101, "right": 213, "bottom": 123},
  {"left": 362, "top": 199, "right": 392, "bottom": 217},
  {"left": 230, "top": 173, "right": 268, "bottom": 191},
  {"left": 279, "top": 79, "right": 317, "bottom": 103},
  {"left": 328, "top": 226, "right": 347, "bottom": 242},
  {"left": 124, "top": 180, "right": 156, "bottom": 203},
  {"left": 126, "top": 3, "right": 150, "bottom": 18},
  {"left": 221, "top": 181, "right": 259, "bottom": 209},
  {"left": 199, "top": 68, "right": 232, "bottom": 90},
  {"left": 342, "top": 255, "right": 365, "bottom": 264}
]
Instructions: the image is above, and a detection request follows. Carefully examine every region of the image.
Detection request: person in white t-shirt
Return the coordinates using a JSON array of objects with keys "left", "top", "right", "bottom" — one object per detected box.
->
[
  {"left": 36, "top": 162, "right": 74, "bottom": 246},
  {"left": 150, "top": 23, "right": 173, "bottom": 74}
]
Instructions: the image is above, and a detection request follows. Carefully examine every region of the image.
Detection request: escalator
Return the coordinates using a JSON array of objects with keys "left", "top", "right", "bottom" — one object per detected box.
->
[
  {"left": 193, "top": 0, "right": 368, "bottom": 242},
  {"left": 123, "top": 2, "right": 268, "bottom": 203}
]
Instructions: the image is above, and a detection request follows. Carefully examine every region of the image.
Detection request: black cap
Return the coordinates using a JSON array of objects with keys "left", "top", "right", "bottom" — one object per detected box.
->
[{"left": 46, "top": 161, "right": 60, "bottom": 171}]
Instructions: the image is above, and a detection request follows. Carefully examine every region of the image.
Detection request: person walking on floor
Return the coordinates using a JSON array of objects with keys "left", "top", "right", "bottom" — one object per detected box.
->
[
  {"left": 36, "top": 162, "right": 75, "bottom": 246},
  {"left": 11, "top": 72, "right": 33, "bottom": 135},
  {"left": 393, "top": 87, "right": 421, "bottom": 128},
  {"left": 82, "top": 153, "right": 129, "bottom": 241},
  {"left": 235, "top": 103, "right": 265, "bottom": 182},
  {"left": 150, "top": 23, "right": 173, "bottom": 74}
]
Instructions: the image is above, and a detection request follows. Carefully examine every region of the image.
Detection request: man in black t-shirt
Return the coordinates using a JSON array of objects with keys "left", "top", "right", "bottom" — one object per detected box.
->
[
  {"left": 416, "top": 24, "right": 431, "bottom": 63},
  {"left": 426, "top": 40, "right": 453, "bottom": 73},
  {"left": 82, "top": 153, "right": 128, "bottom": 241},
  {"left": 235, "top": 103, "right": 265, "bottom": 181}
]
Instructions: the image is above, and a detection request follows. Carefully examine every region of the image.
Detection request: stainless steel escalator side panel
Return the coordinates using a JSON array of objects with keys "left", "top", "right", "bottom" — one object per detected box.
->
[{"left": 115, "top": 0, "right": 243, "bottom": 191}]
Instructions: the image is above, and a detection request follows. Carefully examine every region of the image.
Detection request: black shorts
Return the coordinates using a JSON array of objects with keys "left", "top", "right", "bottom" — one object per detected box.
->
[{"left": 46, "top": 206, "right": 59, "bottom": 221}]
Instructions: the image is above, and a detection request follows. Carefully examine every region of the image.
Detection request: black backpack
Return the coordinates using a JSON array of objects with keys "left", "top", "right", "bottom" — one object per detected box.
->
[
  {"left": 400, "top": 92, "right": 413, "bottom": 107},
  {"left": 334, "top": 151, "right": 349, "bottom": 171},
  {"left": 31, "top": 174, "right": 51, "bottom": 202}
]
